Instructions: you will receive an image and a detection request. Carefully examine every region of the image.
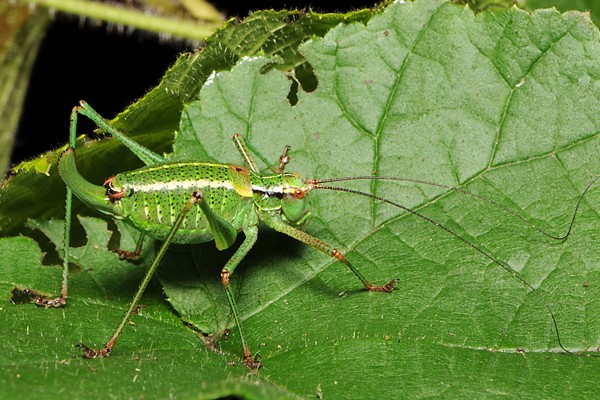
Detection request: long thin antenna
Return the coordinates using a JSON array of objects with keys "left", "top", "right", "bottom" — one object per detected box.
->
[
  {"left": 311, "top": 183, "right": 576, "bottom": 354},
  {"left": 312, "top": 175, "right": 598, "bottom": 242}
]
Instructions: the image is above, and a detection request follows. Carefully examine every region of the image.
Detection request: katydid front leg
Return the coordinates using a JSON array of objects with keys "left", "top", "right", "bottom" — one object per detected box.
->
[{"left": 263, "top": 216, "right": 398, "bottom": 292}]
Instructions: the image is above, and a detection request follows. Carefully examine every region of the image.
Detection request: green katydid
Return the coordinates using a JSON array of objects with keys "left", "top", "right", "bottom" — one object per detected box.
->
[{"left": 24, "top": 100, "right": 589, "bottom": 369}]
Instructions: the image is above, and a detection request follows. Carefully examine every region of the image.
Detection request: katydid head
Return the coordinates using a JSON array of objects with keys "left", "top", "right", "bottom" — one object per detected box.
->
[
  {"left": 280, "top": 173, "right": 311, "bottom": 226},
  {"left": 251, "top": 171, "right": 312, "bottom": 227}
]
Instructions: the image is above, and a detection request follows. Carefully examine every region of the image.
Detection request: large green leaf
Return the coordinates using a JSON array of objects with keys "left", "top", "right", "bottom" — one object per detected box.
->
[{"left": 2, "top": 0, "right": 600, "bottom": 398}]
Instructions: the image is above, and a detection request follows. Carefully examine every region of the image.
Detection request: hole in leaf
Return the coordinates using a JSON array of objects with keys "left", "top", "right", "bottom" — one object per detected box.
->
[
  {"left": 288, "top": 78, "right": 299, "bottom": 106},
  {"left": 9, "top": 287, "right": 49, "bottom": 305},
  {"left": 287, "top": 62, "right": 318, "bottom": 105}
]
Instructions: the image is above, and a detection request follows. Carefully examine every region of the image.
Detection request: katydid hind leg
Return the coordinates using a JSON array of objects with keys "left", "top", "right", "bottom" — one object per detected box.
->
[
  {"left": 75, "top": 101, "right": 165, "bottom": 166},
  {"left": 78, "top": 192, "right": 203, "bottom": 358},
  {"left": 23, "top": 187, "right": 73, "bottom": 308},
  {"left": 24, "top": 104, "right": 85, "bottom": 307},
  {"left": 24, "top": 102, "right": 163, "bottom": 307}
]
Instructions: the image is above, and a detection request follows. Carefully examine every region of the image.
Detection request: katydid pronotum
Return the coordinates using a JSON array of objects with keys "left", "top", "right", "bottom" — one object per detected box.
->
[{"left": 23, "top": 100, "right": 590, "bottom": 368}]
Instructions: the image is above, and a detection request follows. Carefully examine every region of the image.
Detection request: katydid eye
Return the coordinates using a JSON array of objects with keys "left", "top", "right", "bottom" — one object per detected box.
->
[{"left": 294, "top": 188, "right": 305, "bottom": 199}]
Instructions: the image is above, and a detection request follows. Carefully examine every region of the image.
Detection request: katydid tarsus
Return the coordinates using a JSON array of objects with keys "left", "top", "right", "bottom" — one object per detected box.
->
[{"left": 25, "top": 100, "right": 591, "bottom": 368}]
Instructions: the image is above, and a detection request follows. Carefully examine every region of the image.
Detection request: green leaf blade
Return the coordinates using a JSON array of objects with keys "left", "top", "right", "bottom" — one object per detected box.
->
[
  {"left": 4, "top": 1, "right": 600, "bottom": 398},
  {"left": 165, "top": 1, "right": 600, "bottom": 396}
]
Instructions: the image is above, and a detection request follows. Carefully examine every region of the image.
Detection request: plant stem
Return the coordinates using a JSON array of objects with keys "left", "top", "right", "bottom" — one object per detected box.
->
[{"left": 27, "top": 0, "right": 223, "bottom": 42}]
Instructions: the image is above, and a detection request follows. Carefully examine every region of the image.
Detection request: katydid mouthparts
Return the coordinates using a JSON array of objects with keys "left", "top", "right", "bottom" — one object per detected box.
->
[{"left": 21, "top": 100, "right": 592, "bottom": 369}]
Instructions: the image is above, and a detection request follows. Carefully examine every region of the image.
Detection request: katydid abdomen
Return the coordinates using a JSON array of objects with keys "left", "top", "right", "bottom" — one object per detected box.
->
[{"left": 111, "top": 162, "right": 254, "bottom": 245}]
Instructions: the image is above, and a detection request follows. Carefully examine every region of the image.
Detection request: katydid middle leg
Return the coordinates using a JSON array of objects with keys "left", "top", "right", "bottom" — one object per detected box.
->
[
  {"left": 113, "top": 232, "right": 146, "bottom": 260},
  {"left": 219, "top": 225, "right": 260, "bottom": 369}
]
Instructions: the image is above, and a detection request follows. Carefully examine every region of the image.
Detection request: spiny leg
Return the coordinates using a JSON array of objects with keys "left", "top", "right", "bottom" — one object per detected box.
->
[
  {"left": 220, "top": 225, "right": 260, "bottom": 369},
  {"left": 26, "top": 105, "right": 84, "bottom": 308},
  {"left": 166, "top": 173, "right": 258, "bottom": 367},
  {"left": 75, "top": 101, "right": 165, "bottom": 166},
  {"left": 78, "top": 192, "right": 202, "bottom": 358},
  {"left": 25, "top": 186, "right": 72, "bottom": 307},
  {"left": 263, "top": 217, "right": 397, "bottom": 292}
]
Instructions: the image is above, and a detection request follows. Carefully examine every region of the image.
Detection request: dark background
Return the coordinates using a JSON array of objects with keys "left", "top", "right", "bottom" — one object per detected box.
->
[{"left": 13, "top": 1, "right": 376, "bottom": 164}]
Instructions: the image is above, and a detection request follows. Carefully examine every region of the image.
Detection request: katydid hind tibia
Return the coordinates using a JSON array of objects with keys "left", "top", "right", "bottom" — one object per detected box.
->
[{"left": 23, "top": 101, "right": 590, "bottom": 368}]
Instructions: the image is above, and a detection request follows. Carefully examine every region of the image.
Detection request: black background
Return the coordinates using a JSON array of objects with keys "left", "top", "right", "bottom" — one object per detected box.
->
[{"left": 13, "top": 1, "right": 376, "bottom": 164}]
